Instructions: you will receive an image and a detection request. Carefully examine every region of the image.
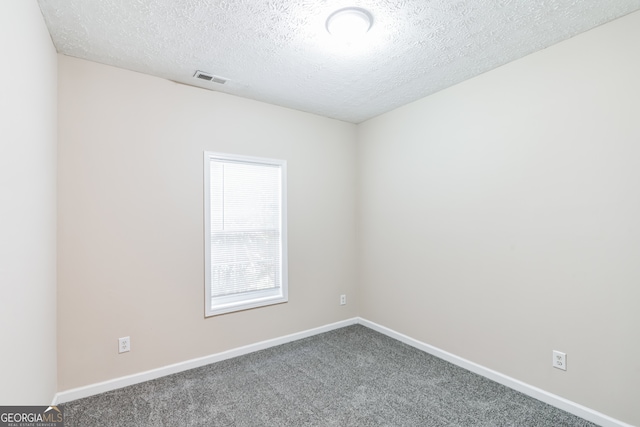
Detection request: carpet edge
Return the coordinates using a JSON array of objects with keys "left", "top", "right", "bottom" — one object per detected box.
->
[
  {"left": 53, "top": 317, "right": 359, "bottom": 405},
  {"left": 358, "top": 317, "right": 633, "bottom": 427}
]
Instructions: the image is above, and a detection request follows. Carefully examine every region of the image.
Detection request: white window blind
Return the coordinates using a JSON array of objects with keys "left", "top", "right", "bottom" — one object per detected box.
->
[{"left": 204, "top": 152, "right": 287, "bottom": 316}]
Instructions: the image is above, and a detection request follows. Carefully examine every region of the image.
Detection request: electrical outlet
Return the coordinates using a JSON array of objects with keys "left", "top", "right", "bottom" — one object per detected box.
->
[
  {"left": 340, "top": 294, "right": 346, "bottom": 305},
  {"left": 119, "top": 336, "right": 130, "bottom": 354},
  {"left": 552, "top": 350, "right": 566, "bottom": 370}
]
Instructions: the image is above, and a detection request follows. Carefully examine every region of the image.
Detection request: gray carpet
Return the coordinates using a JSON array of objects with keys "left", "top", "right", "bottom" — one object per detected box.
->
[{"left": 63, "top": 325, "right": 597, "bottom": 426}]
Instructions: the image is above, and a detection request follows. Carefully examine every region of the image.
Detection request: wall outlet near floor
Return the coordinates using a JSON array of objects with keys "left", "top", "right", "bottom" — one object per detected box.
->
[
  {"left": 119, "top": 336, "right": 131, "bottom": 353},
  {"left": 340, "top": 294, "right": 346, "bottom": 305},
  {"left": 552, "top": 350, "right": 566, "bottom": 370}
]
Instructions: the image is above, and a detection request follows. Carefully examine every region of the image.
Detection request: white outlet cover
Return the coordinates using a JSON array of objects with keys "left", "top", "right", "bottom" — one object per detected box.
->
[
  {"left": 553, "top": 350, "right": 566, "bottom": 370},
  {"left": 119, "top": 337, "right": 130, "bottom": 353}
]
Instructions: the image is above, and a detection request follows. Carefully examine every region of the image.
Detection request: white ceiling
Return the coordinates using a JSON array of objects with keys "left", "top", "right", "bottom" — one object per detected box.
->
[{"left": 38, "top": 0, "right": 640, "bottom": 123}]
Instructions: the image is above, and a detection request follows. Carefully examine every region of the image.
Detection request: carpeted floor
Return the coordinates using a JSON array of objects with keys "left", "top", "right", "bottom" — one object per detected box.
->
[{"left": 62, "top": 325, "right": 597, "bottom": 426}]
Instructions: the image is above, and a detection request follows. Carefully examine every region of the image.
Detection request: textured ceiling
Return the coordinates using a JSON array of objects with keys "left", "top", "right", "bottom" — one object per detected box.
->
[{"left": 38, "top": 0, "right": 640, "bottom": 123}]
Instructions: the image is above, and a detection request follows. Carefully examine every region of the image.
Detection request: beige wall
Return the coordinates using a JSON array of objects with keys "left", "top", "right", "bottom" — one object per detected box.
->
[
  {"left": 51, "top": 7, "right": 639, "bottom": 424},
  {"left": 0, "top": 1, "right": 58, "bottom": 404},
  {"left": 358, "top": 10, "right": 640, "bottom": 426},
  {"left": 57, "top": 55, "right": 358, "bottom": 391}
]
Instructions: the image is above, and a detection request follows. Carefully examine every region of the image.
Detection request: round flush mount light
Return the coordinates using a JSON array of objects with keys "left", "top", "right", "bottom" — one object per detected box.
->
[{"left": 326, "top": 7, "right": 373, "bottom": 40}]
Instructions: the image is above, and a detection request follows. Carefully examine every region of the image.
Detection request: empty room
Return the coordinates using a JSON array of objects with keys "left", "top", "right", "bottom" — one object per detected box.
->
[{"left": 1, "top": 0, "right": 639, "bottom": 426}]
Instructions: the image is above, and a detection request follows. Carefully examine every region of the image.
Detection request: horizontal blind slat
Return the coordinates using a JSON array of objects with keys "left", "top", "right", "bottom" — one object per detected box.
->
[{"left": 209, "top": 159, "right": 282, "bottom": 300}]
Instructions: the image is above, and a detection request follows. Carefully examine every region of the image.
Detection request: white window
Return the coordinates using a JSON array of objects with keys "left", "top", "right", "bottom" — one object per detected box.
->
[{"left": 204, "top": 152, "right": 288, "bottom": 316}]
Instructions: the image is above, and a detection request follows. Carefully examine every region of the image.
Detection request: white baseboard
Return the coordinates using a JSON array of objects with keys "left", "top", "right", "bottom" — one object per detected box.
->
[
  {"left": 53, "top": 316, "right": 632, "bottom": 427},
  {"left": 358, "top": 318, "right": 633, "bottom": 427},
  {"left": 53, "top": 317, "right": 358, "bottom": 405}
]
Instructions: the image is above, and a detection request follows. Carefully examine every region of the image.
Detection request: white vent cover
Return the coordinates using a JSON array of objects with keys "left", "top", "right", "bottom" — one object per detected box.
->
[{"left": 194, "top": 70, "right": 227, "bottom": 84}]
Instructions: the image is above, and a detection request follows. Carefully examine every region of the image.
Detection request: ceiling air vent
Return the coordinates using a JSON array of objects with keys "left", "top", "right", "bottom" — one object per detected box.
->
[{"left": 194, "top": 70, "right": 227, "bottom": 85}]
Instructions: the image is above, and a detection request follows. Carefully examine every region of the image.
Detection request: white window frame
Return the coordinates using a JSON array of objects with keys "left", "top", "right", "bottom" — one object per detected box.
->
[{"left": 204, "top": 151, "right": 288, "bottom": 316}]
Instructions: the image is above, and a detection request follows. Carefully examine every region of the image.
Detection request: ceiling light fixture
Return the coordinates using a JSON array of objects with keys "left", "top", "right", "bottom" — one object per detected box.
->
[{"left": 326, "top": 7, "right": 373, "bottom": 40}]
